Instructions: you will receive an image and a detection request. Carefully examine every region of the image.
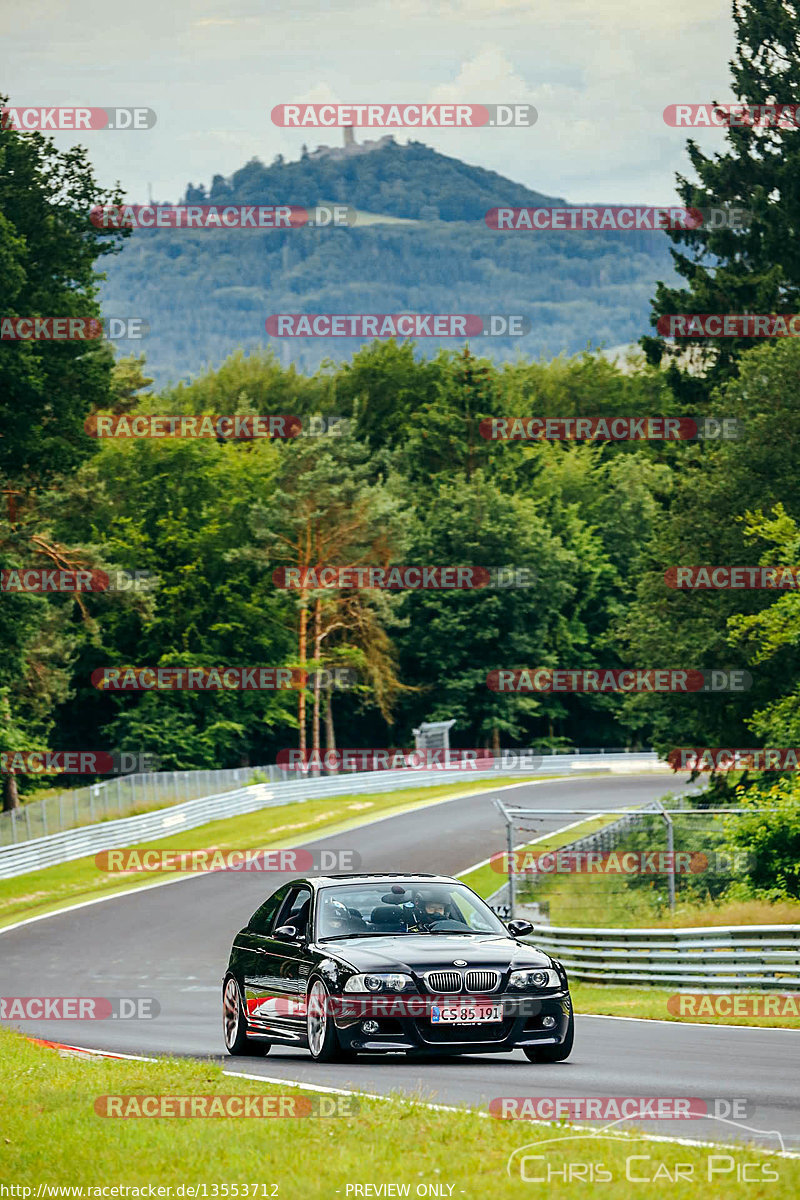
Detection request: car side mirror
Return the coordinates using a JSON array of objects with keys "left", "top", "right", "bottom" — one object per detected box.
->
[
  {"left": 274, "top": 924, "right": 302, "bottom": 942},
  {"left": 507, "top": 918, "right": 534, "bottom": 937}
]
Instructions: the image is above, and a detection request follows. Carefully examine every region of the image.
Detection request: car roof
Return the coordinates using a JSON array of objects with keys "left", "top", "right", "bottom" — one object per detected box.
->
[{"left": 289, "top": 873, "right": 457, "bottom": 889}]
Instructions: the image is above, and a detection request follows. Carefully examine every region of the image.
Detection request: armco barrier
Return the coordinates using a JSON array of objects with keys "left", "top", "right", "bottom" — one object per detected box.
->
[
  {"left": 0, "top": 770, "right": 465, "bottom": 879},
  {"left": 0, "top": 749, "right": 665, "bottom": 846},
  {"left": 0, "top": 764, "right": 287, "bottom": 846},
  {"left": 0, "top": 752, "right": 664, "bottom": 878},
  {"left": 522, "top": 924, "right": 800, "bottom": 989}
]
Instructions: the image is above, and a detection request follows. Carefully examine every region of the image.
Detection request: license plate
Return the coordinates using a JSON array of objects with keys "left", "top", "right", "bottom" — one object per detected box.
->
[{"left": 431, "top": 1003, "right": 503, "bottom": 1024}]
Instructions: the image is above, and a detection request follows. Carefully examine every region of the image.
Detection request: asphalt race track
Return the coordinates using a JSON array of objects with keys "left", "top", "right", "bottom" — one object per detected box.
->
[{"left": 2, "top": 773, "right": 797, "bottom": 1152}]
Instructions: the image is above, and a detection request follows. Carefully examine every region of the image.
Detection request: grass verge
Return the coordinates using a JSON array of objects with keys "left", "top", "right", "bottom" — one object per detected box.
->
[
  {"left": 517, "top": 865, "right": 800, "bottom": 930},
  {"left": 0, "top": 777, "right": 541, "bottom": 931},
  {"left": 569, "top": 981, "right": 800, "bottom": 1029},
  {"left": 1, "top": 1027, "right": 796, "bottom": 1196}
]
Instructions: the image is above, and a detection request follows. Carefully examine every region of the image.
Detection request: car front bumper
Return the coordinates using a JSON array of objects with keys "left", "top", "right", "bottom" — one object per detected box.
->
[{"left": 331, "top": 990, "right": 572, "bottom": 1054}]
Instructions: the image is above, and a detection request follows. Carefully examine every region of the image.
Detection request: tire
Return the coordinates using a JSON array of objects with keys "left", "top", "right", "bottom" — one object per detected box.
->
[
  {"left": 523, "top": 1012, "right": 574, "bottom": 1063},
  {"left": 223, "top": 975, "right": 270, "bottom": 1056},
  {"left": 306, "top": 978, "right": 350, "bottom": 1063}
]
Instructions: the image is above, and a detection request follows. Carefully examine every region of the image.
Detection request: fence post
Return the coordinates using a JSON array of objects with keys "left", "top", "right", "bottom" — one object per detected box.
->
[{"left": 506, "top": 818, "right": 515, "bottom": 919}]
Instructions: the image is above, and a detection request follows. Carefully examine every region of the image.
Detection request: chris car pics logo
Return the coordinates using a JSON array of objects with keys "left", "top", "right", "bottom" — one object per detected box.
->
[{"left": 505, "top": 1128, "right": 782, "bottom": 1185}]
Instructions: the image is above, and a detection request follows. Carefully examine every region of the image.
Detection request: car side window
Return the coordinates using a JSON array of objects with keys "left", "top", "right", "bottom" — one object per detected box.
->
[
  {"left": 275, "top": 886, "right": 312, "bottom": 935},
  {"left": 248, "top": 887, "right": 288, "bottom": 935},
  {"left": 451, "top": 890, "right": 494, "bottom": 931}
]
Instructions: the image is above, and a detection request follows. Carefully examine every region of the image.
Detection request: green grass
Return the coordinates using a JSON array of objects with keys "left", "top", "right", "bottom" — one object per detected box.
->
[
  {"left": 0, "top": 777, "right": 540, "bottom": 931},
  {"left": 1, "top": 1027, "right": 796, "bottom": 1195},
  {"left": 569, "top": 982, "right": 800, "bottom": 1029},
  {"left": 515, "top": 859, "right": 800, "bottom": 930}
]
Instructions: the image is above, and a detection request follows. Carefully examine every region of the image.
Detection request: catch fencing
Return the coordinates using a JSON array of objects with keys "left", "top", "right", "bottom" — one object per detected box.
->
[
  {"left": 0, "top": 748, "right": 662, "bottom": 846},
  {"left": 490, "top": 800, "right": 741, "bottom": 923},
  {"left": 0, "top": 765, "right": 287, "bottom": 847},
  {"left": 485, "top": 802, "right": 798, "bottom": 989}
]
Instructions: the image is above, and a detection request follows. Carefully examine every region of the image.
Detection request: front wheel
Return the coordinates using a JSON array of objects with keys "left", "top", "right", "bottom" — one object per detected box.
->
[
  {"left": 306, "top": 979, "right": 349, "bottom": 1062},
  {"left": 223, "top": 976, "right": 270, "bottom": 1056},
  {"left": 523, "top": 1011, "right": 574, "bottom": 1063}
]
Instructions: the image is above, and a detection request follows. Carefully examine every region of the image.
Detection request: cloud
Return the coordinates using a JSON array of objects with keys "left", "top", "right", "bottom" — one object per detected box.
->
[{"left": 431, "top": 46, "right": 531, "bottom": 103}]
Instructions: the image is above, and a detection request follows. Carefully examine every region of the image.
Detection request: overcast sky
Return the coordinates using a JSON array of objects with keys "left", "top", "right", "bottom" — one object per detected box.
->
[{"left": 3, "top": 0, "right": 737, "bottom": 205}]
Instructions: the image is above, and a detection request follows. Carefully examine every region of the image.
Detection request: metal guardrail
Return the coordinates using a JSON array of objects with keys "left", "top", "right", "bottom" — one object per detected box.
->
[
  {"left": 522, "top": 924, "right": 800, "bottom": 989},
  {"left": 0, "top": 748, "right": 661, "bottom": 846},
  {"left": 0, "top": 765, "right": 292, "bottom": 847},
  {"left": 483, "top": 799, "right": 798, "bottom": 990},
  {"left": 0, "top": 768, "right": 478, "bottom": 879},
  {"left": 0, "top": 752, "right": 664, "bottom": 879}
]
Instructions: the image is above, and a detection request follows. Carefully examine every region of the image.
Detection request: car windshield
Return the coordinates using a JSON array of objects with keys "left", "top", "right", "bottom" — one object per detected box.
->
[{"left": 316, "top": 881, "right": 507, "bottom": 940}]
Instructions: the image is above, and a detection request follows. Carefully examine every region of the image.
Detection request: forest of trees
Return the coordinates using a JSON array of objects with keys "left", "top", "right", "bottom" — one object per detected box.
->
[
  {"left": 3, "top": 0, "right": 800, "bottom": 903},
  {"left": 4, "top": 326, "right": 800, "bottom": 798}
]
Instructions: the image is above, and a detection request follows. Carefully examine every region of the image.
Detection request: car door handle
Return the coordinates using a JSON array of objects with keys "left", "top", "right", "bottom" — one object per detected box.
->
[{"left": 254, "top": 947, "right": 269, "bottom": 955}]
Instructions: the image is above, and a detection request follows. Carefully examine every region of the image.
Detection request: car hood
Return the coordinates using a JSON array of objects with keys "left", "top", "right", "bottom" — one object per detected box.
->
[{"left": 318, "top": 933, "right": 553, "bottom": 974}]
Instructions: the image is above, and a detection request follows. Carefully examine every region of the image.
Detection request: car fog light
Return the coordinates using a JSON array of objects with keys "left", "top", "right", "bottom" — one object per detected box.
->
[
  {"left": 362, "top": 1020, "right": 380, "bottom": 1034},
  {"left": 542, "top": 1016, "right": 556, "bottom": 1028}
]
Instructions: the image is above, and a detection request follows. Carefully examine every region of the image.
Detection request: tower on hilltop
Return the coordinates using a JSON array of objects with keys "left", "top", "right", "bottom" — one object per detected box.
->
[{"left": 344, "top": 125, "right": 355, "bottom": 148}]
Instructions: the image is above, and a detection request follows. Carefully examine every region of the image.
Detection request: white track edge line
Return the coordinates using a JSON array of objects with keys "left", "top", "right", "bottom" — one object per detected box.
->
[
  {"left": 223, "top": 1070, "right": 799, "bottom": 1157},
  {"left": 578, "top": 1012, "right": 800, "bottom": 1032},
  {"left": 25, "top": 1041, "right": 799, "bottom": 1157}
]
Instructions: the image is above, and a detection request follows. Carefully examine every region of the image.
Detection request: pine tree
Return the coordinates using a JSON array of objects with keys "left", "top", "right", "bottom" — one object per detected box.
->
[{"left": 643, "top": 0, "right": 800, "bottom": 405}]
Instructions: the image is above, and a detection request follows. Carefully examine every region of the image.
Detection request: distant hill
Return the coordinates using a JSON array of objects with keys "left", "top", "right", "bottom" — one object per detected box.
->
[
  {"left": 184, "top": 138, "right": 568, "bottom": 221},
  {"left": 100, "top": 140, "right": 679, "bottom": 386}
]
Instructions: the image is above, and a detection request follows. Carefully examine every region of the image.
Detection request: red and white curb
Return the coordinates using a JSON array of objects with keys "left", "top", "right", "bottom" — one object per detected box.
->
[{"left": 25, "top": 1036, "right": 155, "bottom": 1062}]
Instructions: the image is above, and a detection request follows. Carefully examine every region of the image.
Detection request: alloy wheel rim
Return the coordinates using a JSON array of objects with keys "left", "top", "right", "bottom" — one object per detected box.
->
[
  {"left": 223, "top": 977, "right": 240, "bottom": 1047},
  {"left": 308, "top": 981, "right": 326, "bottom": 1056}
]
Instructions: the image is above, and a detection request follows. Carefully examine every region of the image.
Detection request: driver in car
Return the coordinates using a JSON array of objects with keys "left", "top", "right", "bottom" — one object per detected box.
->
[
  {"left": 411, "top": 889, "right": 451, "bottom": 929},
  {"left": 322, "top": 896, "right": 367, "bottom": 935}
]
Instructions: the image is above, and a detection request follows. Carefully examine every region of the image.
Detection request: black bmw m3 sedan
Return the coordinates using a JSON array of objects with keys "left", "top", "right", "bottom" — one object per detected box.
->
[{"left": 222, "top": 872, "right": 573, "bottom": 1063}]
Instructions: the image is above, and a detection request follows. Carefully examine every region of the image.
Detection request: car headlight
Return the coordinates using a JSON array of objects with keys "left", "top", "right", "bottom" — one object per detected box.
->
[
  {"left": 344, "top": 973, "right": 414, "bottom": 993},
  {"left": 507, "top": 968, "right": 560, "bottom": 990}
]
